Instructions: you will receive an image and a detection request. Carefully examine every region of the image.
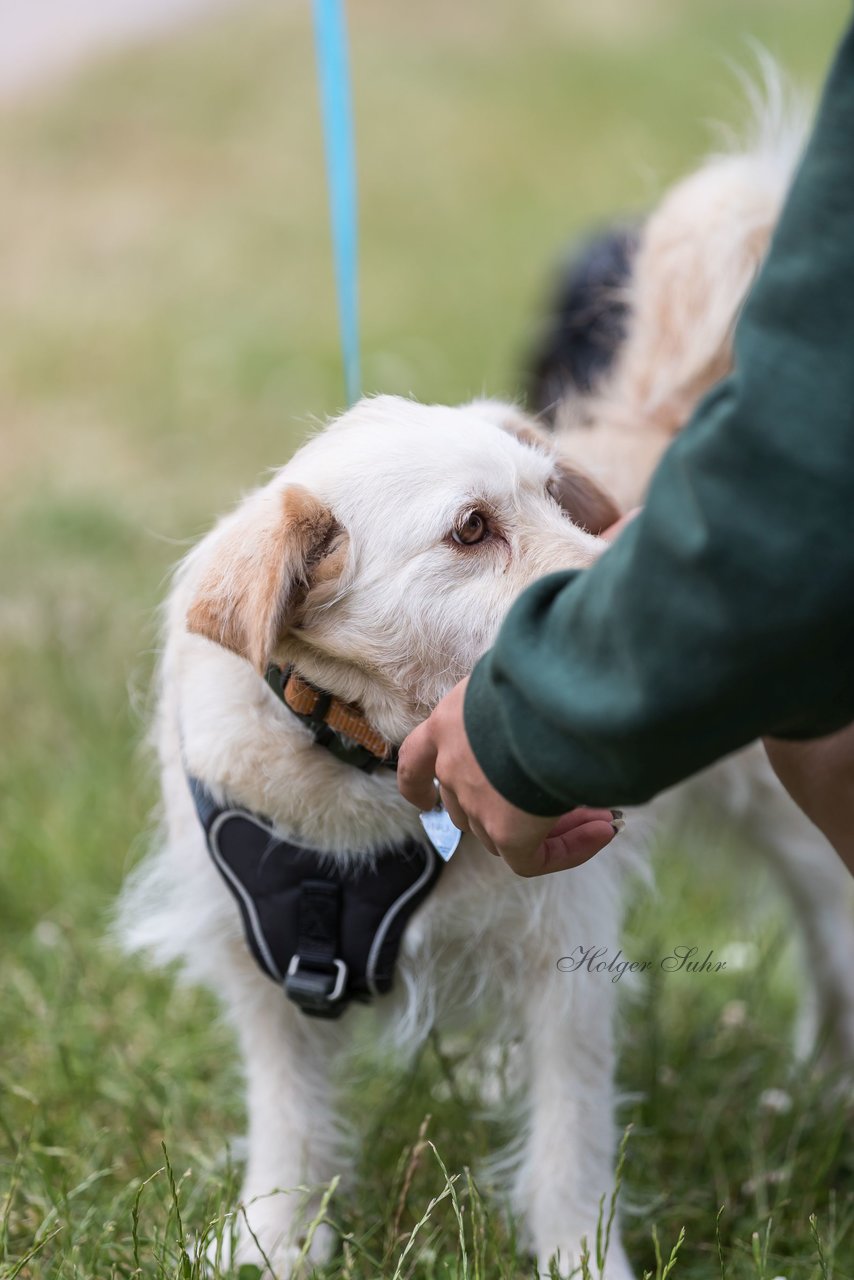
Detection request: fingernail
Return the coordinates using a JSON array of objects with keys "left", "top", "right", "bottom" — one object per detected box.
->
[{"left": 611, "top": 818, "right": 625, "bottom": 835}]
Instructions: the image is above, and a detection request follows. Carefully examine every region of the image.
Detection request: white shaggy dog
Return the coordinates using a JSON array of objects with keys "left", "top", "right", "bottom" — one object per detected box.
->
[
  {"left": 120, "top": 87, "right": 854, "bottom": 1280},
  {"left": 121, "top": 397, "right": 638, "bottom": 1277}
]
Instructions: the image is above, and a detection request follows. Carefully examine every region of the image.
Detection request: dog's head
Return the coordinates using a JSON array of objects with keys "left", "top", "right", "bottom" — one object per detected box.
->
[{"left": 185, "top": 395, "right": 617, "bottom": 737}]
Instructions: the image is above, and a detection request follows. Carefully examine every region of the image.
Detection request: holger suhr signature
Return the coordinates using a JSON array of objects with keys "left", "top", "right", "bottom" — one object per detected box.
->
[{"left": 557, "top": 945, "right": 727, "bottom": 983}]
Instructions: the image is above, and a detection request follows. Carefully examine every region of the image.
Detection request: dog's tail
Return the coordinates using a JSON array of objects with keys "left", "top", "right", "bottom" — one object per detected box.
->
[
  {"left": 525, "top": 225, "right": 638, "bottom": 423},
  {"left": 530, "top": 57, "right": 810, "bottom": 444}
]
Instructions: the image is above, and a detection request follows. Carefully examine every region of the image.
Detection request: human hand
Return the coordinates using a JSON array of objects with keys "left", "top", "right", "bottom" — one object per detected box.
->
[{"left": 397, "top": 678, "right": 622, "bottom": 876}]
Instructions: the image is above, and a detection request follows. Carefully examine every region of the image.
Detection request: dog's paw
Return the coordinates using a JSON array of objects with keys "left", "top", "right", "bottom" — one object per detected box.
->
[{"left": 204, "top": 1212, "right": 335, "bottom": 1278}]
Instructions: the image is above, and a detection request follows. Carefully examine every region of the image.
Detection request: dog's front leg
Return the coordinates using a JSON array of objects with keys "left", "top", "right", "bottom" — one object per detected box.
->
[
  {"left": 223, "top": 972, "right": 353, "bottom": 1277},
  {"left": 514, "top": 968, "right": 634, "bottom": 1280}
]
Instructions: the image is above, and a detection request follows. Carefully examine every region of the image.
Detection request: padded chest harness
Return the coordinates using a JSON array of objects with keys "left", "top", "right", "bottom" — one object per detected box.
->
[{"left": 187, "top": 665, "right": 443, "bottom": 1019}]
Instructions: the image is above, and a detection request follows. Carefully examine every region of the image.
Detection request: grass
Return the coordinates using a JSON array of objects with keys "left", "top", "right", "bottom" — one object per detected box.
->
[{"left": 1, "top": 0, "right": 852, "bottom": 1275}]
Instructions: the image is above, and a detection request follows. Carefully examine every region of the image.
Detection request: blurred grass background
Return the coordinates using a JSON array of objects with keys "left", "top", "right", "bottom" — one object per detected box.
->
[{"left": 1, "top": 1, "right": 852, "bottom": 1276}]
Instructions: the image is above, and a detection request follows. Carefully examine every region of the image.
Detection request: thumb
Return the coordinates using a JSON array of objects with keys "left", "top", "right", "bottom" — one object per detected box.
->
[{"left": 397, "top": 720, "right": 441, "bottom": 811}]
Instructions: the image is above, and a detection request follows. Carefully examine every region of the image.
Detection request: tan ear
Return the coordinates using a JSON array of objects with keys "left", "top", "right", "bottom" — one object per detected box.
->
[
  {"left": 550, "top": 460, "right": 621, "bottom": 535},
  {"left": 468, "top": 398, "right": 620, "bottom": 534},
  {"left": 186, "top": 484, "right": 346, "bottom": 672}
]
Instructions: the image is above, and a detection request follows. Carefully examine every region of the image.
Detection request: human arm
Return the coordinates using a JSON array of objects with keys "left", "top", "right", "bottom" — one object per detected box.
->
[
  {"left": 461, "top": 16, "right": 854, "bottom": 815},
  {"left": 399, "top": 20, "right": 854, "bottom": 863}
]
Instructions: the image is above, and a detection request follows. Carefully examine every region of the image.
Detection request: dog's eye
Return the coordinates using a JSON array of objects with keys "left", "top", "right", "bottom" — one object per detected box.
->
[{"left": 452, "top": 511, "right": 488, "bottom": 545}]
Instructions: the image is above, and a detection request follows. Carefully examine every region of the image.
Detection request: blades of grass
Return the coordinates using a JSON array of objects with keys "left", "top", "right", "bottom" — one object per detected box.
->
[
  {"left": 391, "top": 1182, "right": 454, "bottom": 1280},
  {"left": 715, "top": 1205, "right": 727, "bottom": 1280},
  {"left": 237, "top": 1201, "right": 277, "bottom": 1278},
  {"left": 810, "top": 1212, "right": 830, "bottom": 1280},
  {"left": 3, "top": 1225, "right": 63, "bottom": 1280},
  {"left": 751, "top": 1230, "right": 764, "bottom": 1279},
  {"left": 295, "top": 1175, "right": 340, "bottom": 1267},
  {"left": 191, "top": 1208, "right": 232, "bottom": 1280},
  {"left": 598, "top": 1122, "right": 633, "bottom": 1277},
  {"left": 660, "top": 1225, "right": 686, "bottom": 1280},
  {"left": 391, "top": 1115, "right": 431, "bottom": 1248},
  {"left": 190, "top": 1155, "right": 241, "bottom": 1280},
  {"left": 762, "top": 1217, "right": 773, "bottom": 1279},
  {"left": 427, "top": 1143, "right": 467, "bottom": 1279},
  {"left": 580, "top": 1234, "right": 593, "bottom": 1280},
  {"left": 747, "top": 1218, "right": 775, "bottom": 1280},
  {"left": 323, "top": 1220, "right": 386, "bottom": 1274},
  {"left": 0, "top": 1117, "right": 32, "bottom": 1264},
  {"left": 161, "top": 1141, "right": 191, "bottom": 1279},
  {"left": 594, "top": 1195, "right": 607, "bottom": 1276},
  {"left": 464, "top": 1168, "right": 485, "bottom": 1280},
  {"left": 132, "top": 1166, "right": 165, "bottom": 1275},
  {"left": 31, "top": 1161, "right": 116, "bottom": 1253}
]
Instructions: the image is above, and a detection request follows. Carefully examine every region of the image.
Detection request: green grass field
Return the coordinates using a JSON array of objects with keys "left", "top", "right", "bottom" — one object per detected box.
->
[{"left": 1, "top": 1, "right": 852, "bottom": 1276}]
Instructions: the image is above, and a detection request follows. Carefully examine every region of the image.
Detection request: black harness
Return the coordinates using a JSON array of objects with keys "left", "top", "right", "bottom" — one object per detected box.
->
[{"left": 188, "top": 671, "right": 443, "bottom": 1019}]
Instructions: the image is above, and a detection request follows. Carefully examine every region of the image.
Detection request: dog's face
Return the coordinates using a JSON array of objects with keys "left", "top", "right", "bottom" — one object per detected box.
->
[{"left": 186, "top": 395, "right": 617, "bottom": 737}]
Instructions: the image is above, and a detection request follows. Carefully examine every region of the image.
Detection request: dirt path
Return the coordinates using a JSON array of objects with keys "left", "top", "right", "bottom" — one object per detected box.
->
[{"left": 0, "top": 0, "right": 236, "bottom": 98}]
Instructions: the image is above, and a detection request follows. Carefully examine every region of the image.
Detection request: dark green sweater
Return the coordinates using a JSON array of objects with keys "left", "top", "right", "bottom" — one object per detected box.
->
[{"left": 465, "top": 18, "right": 854, "bottom": 814}]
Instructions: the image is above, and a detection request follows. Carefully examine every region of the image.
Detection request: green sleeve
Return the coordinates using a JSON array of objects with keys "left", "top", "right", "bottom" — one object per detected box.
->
[{"left": 464, "top": 19, "right": 854, "bottom": 814}]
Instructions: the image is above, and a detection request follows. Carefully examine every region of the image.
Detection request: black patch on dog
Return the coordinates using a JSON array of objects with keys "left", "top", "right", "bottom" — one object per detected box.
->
[{"left": 526, "top": 225, "right": 638, "bottom": 423}]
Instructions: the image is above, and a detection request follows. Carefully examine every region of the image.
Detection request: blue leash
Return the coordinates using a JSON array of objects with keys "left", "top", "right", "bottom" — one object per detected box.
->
[{"left": 312, "top": 0, "right": 361, "bottom": 407}]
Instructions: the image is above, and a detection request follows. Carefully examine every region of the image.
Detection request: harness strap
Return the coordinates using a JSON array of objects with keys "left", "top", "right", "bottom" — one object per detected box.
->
[
  {"left": 187, "top": 776, "right": 441, "bottom": 1019},
  {"left": 298, "top": 880, "right": 340, "bottom": 968},
  {"left": 285, "top": 881, "right": 349, "bottom": 1014}
]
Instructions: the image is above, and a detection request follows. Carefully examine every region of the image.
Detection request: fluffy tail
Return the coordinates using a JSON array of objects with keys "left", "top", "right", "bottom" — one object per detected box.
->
[
  {"left": 611, "top": 55, "right": 809, "bottom": 435},
  {"left": 532, "top": 57, "right": 809, "bottom": 443}
]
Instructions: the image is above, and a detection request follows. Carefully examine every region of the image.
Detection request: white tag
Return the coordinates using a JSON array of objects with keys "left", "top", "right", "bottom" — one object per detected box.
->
[{"left": 419, "top": 804, "right": 463, "bottom": 862}]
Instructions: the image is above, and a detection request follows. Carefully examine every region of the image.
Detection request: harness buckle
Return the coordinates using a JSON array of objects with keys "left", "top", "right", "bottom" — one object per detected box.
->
[{"left": 285, "top": 954, "right": 349, "bottom": 1017}]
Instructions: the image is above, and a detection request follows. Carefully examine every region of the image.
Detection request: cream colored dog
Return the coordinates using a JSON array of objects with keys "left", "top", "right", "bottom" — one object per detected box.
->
[
  {"left": 121, "top": 395, "right": 641, "bottom": 1277},
  {"left": 120, "top": 85, "right": 854, "bottom": 1280}
]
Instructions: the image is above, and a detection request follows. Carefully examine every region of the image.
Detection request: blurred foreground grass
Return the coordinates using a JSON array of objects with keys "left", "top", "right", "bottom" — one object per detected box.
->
[{"left": 1, "top": 1, "right": 852, "bottom": 1276}]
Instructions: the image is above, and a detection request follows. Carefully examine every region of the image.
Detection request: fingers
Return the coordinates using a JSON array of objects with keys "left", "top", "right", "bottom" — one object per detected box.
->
[
  {"left": 536, "top": 818, "right": 617, "bottom": 874},
  {"left": 434, "top": 780, "right": 497, "bottom": 854},
  {"left": 469, "top": 816, "right": 499, "bottom": 857},
  {"left": 499, "top": 812, "right": 620, "bottom": 877},
  {"left": 437, "top": 785, "right": 468, "bottom": 831},
  {"left": 397, "top": 720, "right": 441, "bottom": 811},
  {"left": 398, "top": 689, "right": 626, "bottom": 876},
  {"left": 543, "top": 807, "right": 616, "bottom": 837}
]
